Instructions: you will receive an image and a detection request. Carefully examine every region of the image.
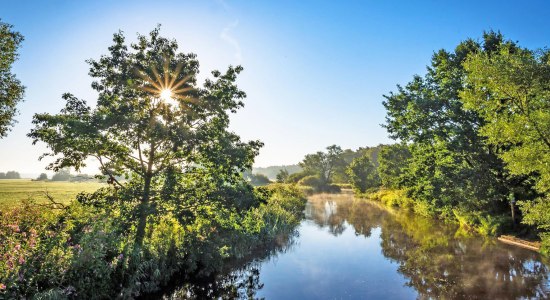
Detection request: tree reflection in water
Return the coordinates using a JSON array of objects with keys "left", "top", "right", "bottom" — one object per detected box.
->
[
  {"left": 307, "top": 193, "right": 550, "bottom": 299},
  {"left": 165, "top": 192, "right": 550, "bottom": 299}
]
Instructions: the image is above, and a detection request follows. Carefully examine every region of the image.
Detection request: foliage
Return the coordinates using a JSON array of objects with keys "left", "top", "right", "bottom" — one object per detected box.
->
[
  {"left": 382, "top": 31, "right": 526, "bottom": 220},
  {"left": 378, "top": 144, "right": 411, "bottom": 189},
  {"left": 346, "top": 154, "right": 380, "bottom": 194},
  {"left": 462, "top": 47, "right": 550, "bottom": 194},
  {"left": 28, "top": 27, "right": 263, "bottom": 249},
  {"left": 286, "top": 171, "right": 310, "bottom": 183},
  {"left": 461, "top": 42, "right": 550, "bottom": 249},
  {"left": 0, "top": 171, "right": 20, "bottom": 179},
  {"left": 3, "top": 27, "right": 308, "bottom": 298},
  {"left": 36, "top": 173, "right": 48, "bottom": 181},
  {"left": 0, "top": 19, "right": 25, "bottom": 138},
  {"left": 0, "top": 185, "right": 306, "bottom": 298},
  {"left": 243, "top": 171, "right": 271, "bottom": 186},
  {"left": 363, "top": 189, "right": 413, "bottom": 209},
  {"left": 252, "top": 165, "right": 301, "bottom": 180},
  {"left": 299, "top": 145, "right": 344, "bottom": 187},
  {"left": 51, "top": 168, "right": 72, "bottom": 181},
  {"left": 275, "top": 168, "right": 289, "bottom": 183}
]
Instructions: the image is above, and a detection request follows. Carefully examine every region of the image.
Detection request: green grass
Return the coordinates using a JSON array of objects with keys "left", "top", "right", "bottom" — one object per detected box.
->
[{"left": 0, "top": 179, "right": 105, "bottom": 210}]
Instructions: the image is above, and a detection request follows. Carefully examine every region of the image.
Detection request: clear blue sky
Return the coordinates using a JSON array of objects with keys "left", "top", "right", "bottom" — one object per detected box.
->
[{"left": 1, "top": 0, "right": 549, "bottom": 175}]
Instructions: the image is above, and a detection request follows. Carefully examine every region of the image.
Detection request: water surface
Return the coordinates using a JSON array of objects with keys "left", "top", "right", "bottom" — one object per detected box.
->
[{"left": 168, "top": 192, "right": 550, "bottom": 299}]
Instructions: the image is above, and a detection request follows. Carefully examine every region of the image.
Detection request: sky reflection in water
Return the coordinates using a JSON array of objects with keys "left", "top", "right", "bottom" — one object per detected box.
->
[{"left": 168, "top": 192, "right": 550, "bottom": 299}]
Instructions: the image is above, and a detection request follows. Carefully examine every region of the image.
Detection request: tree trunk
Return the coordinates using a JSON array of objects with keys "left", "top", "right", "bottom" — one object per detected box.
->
[{"left": 135, "top": 175, "right": 152, "bottom": 248}]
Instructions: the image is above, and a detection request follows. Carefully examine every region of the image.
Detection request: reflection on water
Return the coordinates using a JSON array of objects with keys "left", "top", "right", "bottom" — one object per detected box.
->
[{"left": 166, "top": 192, "right": 550, "bottom": 299}]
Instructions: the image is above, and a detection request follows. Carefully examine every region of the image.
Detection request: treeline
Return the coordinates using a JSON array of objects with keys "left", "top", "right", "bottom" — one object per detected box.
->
[
  {"left": 0, "top": 171, "right": 21, "bottom": 179},
  {"left": 277, "top": 144, "right": 386, "bottom": 193},
  {"left": 252, "top": 165, "right": 302, "bottom": 180},
  {"left": 347, "top": 32, "right": 549, "bottom": 251},
  {"left": 34, "top": 169, "right": 97, "bottom": 182}
]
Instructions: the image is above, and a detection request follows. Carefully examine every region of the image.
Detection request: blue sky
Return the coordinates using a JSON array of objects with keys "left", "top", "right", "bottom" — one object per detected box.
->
[{"left": 1, "top": 0, "right": 549, "bottom": 175}]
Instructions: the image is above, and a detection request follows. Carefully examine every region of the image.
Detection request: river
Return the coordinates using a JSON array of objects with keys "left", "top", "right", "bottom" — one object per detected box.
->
[{"left": 165, "top": 192, "right": 550, "bottom": 299}]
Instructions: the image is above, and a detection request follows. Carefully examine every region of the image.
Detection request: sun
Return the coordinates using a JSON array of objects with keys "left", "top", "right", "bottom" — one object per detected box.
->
[
  {"left": 134, "top": 56, "right": 197, "bottom": 108},
  {"left": 160, "top": 88, "right": 173, "bottom": 101}
]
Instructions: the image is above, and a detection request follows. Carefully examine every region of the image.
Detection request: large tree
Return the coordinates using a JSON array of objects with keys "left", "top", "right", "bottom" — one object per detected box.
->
[
  {"left": 377, "top": 143, "right": 411, "bottom": 189},
  {"left": 382, "top": 31, "right": 523, "bottom": 217},
  {"left": 29, "top": 27, "right": 262, "bottom": 247},
  {"left": 462, "top": 45, "right": 550, "bottom": 247},
  {"left": 0, "top": 20, "right": 25, "bottom": 138}
]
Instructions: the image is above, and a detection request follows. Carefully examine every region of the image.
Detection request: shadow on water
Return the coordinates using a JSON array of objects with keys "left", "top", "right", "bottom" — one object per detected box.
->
[{"left": 163, "top": 192, "right": 550, "bottom": 299}]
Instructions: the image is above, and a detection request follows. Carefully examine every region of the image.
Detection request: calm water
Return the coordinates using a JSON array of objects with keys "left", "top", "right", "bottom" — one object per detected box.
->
[{"left": 167, "top": 192, "right": 550, "bottom": 299}]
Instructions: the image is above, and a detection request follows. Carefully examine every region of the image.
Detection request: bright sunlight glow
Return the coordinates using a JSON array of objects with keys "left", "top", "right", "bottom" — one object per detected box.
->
[{"left": 160, "top": 89, "right": 173, "bottom": 101}]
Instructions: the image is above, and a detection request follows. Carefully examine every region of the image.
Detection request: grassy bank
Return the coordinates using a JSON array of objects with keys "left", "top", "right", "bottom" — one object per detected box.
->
[
  {"left": 0, "top": 180, "right": 105, "bottom": 210},
  {"left": 0, "top": 183, "right": 306, "bottom": 299},
  {"left": 359, "top": 189, "right": 516, "bottom": 238}
]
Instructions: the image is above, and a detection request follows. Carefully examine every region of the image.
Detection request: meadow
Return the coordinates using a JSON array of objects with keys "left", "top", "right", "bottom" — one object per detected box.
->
[{"left": 0, "top": 179, "right": 105, "bottom": 210}]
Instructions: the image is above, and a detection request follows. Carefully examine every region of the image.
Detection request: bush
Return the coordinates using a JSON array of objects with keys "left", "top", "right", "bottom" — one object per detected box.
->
[{"left": 0, "top": 185, "right": 307, "bottom": 299}]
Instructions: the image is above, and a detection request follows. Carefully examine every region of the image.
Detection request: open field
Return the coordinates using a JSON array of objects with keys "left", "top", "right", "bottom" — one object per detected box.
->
[{"left": 0, "top": 179, "right": 105, "bottom": 210}]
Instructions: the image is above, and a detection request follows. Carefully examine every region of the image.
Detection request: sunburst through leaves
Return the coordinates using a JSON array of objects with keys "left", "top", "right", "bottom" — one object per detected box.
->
[{"left": 134, "top": 56, "right": 197, "bottom": 107}]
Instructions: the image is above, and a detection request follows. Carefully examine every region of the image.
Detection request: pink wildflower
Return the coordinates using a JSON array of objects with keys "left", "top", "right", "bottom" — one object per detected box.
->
[{"left": 0, "top": 283, "right": 6, "bottom": 290}]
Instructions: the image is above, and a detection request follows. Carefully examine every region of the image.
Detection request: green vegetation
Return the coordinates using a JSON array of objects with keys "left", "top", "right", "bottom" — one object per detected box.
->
[
  {"left": 252, "top": 165, "right": 301, "bottom": 180},
  {"left": 346, "top": 154, "right": 380, "bottom": 194},
  {"left": 0, "top": 28, "right": 306, "bottom": 298},
  {"left": 243, "top": 171, "right": 271, "bottom": 186},
  {"left": 0, "top": 183, "right": 306, "bottom": 298},
  {"left": 339, "top": 31, "right": 550, "bottom": 251},
  {"left": 0, "top": 19, "right": 24, "bottom": 138},
  {"left": 0, "top": 180, "right": 105, "bottom": 209},
  {"left": 0, "top": 171, "right": 20, "bottom": 179}
]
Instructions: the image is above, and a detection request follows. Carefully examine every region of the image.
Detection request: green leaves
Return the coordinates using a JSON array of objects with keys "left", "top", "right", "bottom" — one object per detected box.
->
[
  {"left": 346, "top": 154, "right": 380, "bottom": 194},
  {"left": 0, "top": 19, "right": 24, "bottom": 138}
]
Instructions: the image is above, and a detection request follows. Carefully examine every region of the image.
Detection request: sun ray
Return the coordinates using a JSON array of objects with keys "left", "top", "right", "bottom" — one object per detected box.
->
[
  {"left": 172, "top": 87, "right": 194, "bottom": 94},
  {"left": 150, "top": 64, "right": 165, "bottom": 89},
  {"left": 163, "top": 55, "right": 170, "bottom": 89},
  {"left": 135, "top": 69, "right": 163, "bottom": 90},
  {"left": 168, "top": 62, "right": 184, "bottom": 88},
  {"left": 133, "top": 56, "right": 197, "bottom": 108},
  {"left": 171, "top": 74, "right": 193, "bottom": 91}
]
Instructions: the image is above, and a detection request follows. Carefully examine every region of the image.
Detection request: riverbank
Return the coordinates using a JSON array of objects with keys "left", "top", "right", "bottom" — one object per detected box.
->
[
  {"left": 356, "top": 188, "right": 543, "bottom": 253},
  {"left": 161, "top": 192, "right": 550, "bottom": 299},
  {"left": 0, "top": 184, "right": 307, "bottom": 299}
]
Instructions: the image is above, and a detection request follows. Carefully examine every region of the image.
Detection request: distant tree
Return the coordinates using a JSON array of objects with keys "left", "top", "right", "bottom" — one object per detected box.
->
[
  {"left": 286, "top": 171, "right": 309, "bottom": 183},
  {"left": 378, "top": 144, "right": 411, "bottom": 189},
  {"left": 5, "top": 171, "right": 20, "bottom": 179},
  {"left": 0, "top": 20, "right": 25, "bottom": 138},
  {"left": 276, "top": 169, "right": 289, "bottom": 183},
  {"left": 299, "top": 145, "right": 344, "bottom": 186},
  {"left": 346, "top": 155, "right": 380, "bottom": 194},
  {"left": 36, "top": 173, "right": 48, "bottom": 181},
  {"left": 51, "top": 168, "right": 72, "bottom": 181},
  {"left": 0, "top": 172, "right": 5, "bottom": 179}
]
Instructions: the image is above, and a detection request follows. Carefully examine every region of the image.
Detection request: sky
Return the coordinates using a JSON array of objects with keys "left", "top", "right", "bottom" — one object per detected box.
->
[{"left": 0, "top": 0, "right": 549, "bottom": 176}]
